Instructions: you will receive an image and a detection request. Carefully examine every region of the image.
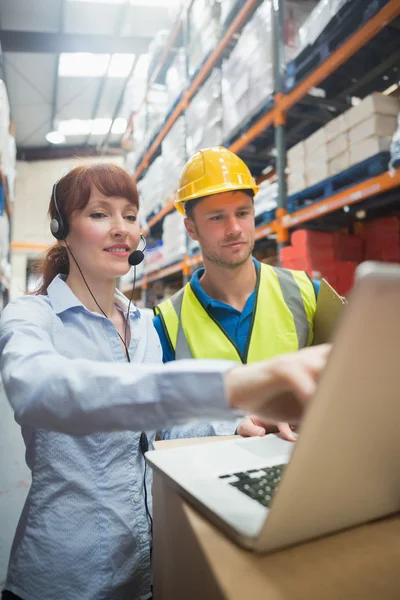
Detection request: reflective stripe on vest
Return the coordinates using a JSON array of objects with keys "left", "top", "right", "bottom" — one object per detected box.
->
[{"left": 155, "top": 263, "right": 316, "bottom": 363}]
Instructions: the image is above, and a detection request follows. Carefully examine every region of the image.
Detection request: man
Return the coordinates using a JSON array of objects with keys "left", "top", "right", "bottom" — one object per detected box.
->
[{"left": 153, "top": 147, "right": 320, "bottom": 440}]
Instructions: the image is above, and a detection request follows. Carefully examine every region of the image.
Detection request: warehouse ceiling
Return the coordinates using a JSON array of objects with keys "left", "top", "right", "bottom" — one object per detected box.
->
[{"left": 0, "top": 0, "right": 176, "bottom": 160}]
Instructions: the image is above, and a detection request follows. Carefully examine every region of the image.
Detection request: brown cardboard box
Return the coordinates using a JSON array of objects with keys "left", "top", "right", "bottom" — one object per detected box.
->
[
  {"left": 325, "top": 114, "right": 349, "bottom": 142},
  {"left": 288, "top": 172, "right": 307, "bottom": 195},
  {"left": 287, "top": 141, "right": 305, "bottom": 163},
  {"left": 329, "top": 150, "right": 350, "bottom": 176},
  {"left": 305, "top": 127, "right": 326, "bottom": 155},
  {"left": 327, "top": 132, "right": 349, "bottom": 161},
  {"left": 349, "top": 114, "right": 398, "bottom": 145},
  {"left": 152, "top": 437, "right": 400, "bottom": 600},
  {"left": 346, "top": 93, "right": 400, "bottom": 130},
  {"left": 350, "top": 136, "right": 392, "bottom": 165},
  {"left": 307, "top": 162, "right": 329, "bottom": 186}
]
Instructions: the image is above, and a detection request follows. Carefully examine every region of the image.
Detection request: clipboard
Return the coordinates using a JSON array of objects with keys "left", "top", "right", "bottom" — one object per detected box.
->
[{"left": 312, "top": 279, "right": 347, "bottom": 345}]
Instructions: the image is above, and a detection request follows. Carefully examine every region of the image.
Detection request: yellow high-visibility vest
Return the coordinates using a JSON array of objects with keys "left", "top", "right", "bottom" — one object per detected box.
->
[{"left": 155, "top": 263, "right": 317, "bottom": 363}]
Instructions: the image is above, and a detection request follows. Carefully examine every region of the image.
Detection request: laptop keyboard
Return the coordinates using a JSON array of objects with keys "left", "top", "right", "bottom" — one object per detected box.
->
[{"left": 219, "top": 464, "right": 286, "bottom": 508}]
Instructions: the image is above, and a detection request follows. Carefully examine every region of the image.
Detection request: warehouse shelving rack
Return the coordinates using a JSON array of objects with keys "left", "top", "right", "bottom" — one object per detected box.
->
[{"left": 125, "top": 0, "right": 400, "bottom": 301}]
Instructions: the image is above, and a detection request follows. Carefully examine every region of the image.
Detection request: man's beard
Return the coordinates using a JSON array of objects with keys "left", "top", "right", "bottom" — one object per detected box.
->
[{"left": 201, "top": 240, "right": 254, "bottom": 269}]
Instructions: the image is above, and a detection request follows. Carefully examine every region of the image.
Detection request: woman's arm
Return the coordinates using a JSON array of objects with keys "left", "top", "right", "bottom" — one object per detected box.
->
[{"left": 0, "top": 296, "right": 236, "bottom": 435}]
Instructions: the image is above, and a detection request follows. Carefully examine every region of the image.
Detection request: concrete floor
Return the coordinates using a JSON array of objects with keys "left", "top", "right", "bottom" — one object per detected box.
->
[{"left": 0, "top": 383, "right": 30, "bottom": 587}]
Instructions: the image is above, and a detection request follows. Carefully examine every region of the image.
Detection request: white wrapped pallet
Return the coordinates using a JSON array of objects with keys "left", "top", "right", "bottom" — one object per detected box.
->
[
  {"left": 147, "top": 30, "right": 170, "bottom": 81},
  {"left": 298, "top": 0, "right": 350, "bottom": 51},
  {"left": 161, "top": 211, "right": 187, "bottom": 266},
  {"left": 165, "top": 49, "right": 187, "bottom": 111},
  {"left": 187, "top": 0, "right": 220, "bottom": 76},
  {"left": 222, "top": 1, "right": 317, "bottom": 141},
  {"left": 161, "top": 117, "right": 186, "bottom": 202},
  {"left": 253, "top": 181, "right": 278, "bottom": 219},
  {"left": 145, "top": 85, "right": 169, "bottom": 148},
  {"left": 139, "top": 156, "right": 166, "bottom": 217},
  {"left": 186, "top": 68, "right": 222, "bottom": 155}
]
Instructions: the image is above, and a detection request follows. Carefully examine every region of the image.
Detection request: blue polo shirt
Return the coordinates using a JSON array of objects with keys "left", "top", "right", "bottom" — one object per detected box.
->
[{"left": 153, "top": 258, "right": 320, "bottom": 363}]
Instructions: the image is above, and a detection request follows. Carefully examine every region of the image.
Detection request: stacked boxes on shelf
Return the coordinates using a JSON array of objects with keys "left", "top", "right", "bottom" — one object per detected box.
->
[
  {"left": 363, "top": 217, "right": 400, "bottom": 263},
  {"left": 347, "top": 94, "right": 399, "bottom": 165},
  {"left": 281, "top": 229, "right": 362, "bottom": 295},
  {"left": 287, "top": 142, "right": 307, "bottom": 194},
  {"left": 186, "top": 68, "right": 223, "bottom": 155},
  {"left": 281, "top": 217, "right": 400, "bottom": 295},
  {"left": 187, "top": 0, "right": 220, "bottom": 76},
  {"left": 305, "top": 127, "right": 329, "bottom": 186},
  {"left": 287, "top": 93, "right": 400, "bottom": 194},
  {"left": 222, "top": 0, "right": 317, "bottom": 141}
]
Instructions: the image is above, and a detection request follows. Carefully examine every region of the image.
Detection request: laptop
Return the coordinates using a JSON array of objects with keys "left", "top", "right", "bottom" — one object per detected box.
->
[{"left": 146, "top": 261, "right": 400, "bottom": 553}]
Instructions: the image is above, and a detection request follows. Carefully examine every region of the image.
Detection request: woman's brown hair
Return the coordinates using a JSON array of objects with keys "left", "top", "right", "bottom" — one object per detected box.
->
[{"left": 34, "top": 163, "right": 139, "bottom": 295}]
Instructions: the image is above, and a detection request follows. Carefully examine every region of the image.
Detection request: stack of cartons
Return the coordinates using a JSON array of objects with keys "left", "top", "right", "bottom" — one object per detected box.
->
[
  {"left": 325, "top": 114, "right": 350, "bottom": 176},
  {"left": 346, "top": 93, "right": 400, "bottom": 166},
  {"left": 287, "top": 141, "right": 307, "bottom": 194},
  {"left": 304, "top": 128, "right": 329, "bottom": 186},
  {"left": 287, "top": 93, "right": 400, "bottom": 196}
]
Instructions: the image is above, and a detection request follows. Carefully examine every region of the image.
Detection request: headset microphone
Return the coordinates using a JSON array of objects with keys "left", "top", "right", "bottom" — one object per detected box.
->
[{"left": 128, "top": 234, "right": 147, "bottom": 266}]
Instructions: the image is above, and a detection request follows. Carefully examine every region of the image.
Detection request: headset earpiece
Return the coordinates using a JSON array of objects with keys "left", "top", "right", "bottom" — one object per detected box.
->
[{"left": 50, "top": 182, "right": 69, "bottom": 240}]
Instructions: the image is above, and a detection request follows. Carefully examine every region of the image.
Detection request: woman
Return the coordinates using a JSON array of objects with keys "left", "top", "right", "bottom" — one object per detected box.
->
[{"left": 0, "top": 163, "right": 329, "bottom": 600}]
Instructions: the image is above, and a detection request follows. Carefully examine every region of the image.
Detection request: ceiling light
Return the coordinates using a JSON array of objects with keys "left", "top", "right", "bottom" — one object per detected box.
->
[
  {"left": 111, "top": 117, "right": 128, "bottom": 134},
  {"left": 46, "top": 131, "right": 66, "bottom": 144},
  {"left": 108, "top": 54, "right": 136, "bottom": 78},
  {"left": 91, "top": 118, "right": 112, "bottom": 135},
  {"left": 59, "top": 53, "right": 110, "bottom": 77},
  {"left": 58, "top": 119, "right": 92, "bottom": 136}
]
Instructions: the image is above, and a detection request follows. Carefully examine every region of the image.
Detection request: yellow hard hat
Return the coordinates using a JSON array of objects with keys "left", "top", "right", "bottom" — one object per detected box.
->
[{"left": 175, "top": 146, "right": 259, "bottom": 215}]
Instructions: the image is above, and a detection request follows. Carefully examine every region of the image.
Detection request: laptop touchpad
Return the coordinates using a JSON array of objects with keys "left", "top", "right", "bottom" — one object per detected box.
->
[{"left": 235, "top": 435, "right": 294, "bottom": 460}]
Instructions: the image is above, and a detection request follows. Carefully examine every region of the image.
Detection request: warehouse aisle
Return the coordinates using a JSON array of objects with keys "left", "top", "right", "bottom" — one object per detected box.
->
[{"left": 0, "top": 383, "right": 30, "bottom": 587}]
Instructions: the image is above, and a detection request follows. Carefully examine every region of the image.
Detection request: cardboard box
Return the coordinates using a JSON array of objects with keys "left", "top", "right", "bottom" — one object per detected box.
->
[
  {"left": 287, "top": 141, "right": 305, "bottom": 163},
  {"left": 350, "top": 136, "right": 392, "bottom": 166},
  {"left": 307, "top": 162, "right": 329, "bottom": 186},
  {"left": 327, "top": 133, "right": 349, "bottom": 161},
  {"left": 349, "top": 114, "right": 398, "bottom": 145},
  {"left": 288, "top": 173, "right": 307, "bottom": 195},
  {"left": 325, "top": 114, "right": 349, "bottom": 142},
  {"left": 306, "top": 144, "right": 329, "bottom": 168},
  {"left": 292, "top": 230, "right": 334, "bottom": 249},
  {"left": 305, "top": 127, "right": 326, "bottom": 155},
  {"left": 334, "top": 234, "right": 364, "bottom": 262},
  {"left": 346, "top": 93, "right": 400, "bottom": 130},
  {"left": 329, "top": 150, "right": 350, "bottom": 176}
]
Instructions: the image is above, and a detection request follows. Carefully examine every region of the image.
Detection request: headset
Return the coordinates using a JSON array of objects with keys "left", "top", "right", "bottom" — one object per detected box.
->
[{"left": 50, "top": 179, "right": 153, "bottom": 532}]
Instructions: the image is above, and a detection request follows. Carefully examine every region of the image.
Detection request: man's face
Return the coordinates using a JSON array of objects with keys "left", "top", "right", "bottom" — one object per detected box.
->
[{"left": 184, "top": 191, "right": 255, "bottom": 269}]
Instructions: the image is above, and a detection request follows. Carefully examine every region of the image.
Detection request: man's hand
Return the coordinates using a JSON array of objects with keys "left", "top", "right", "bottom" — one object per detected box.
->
[{"left": 236, "top": 416, "right": 297, "bottom": 441}]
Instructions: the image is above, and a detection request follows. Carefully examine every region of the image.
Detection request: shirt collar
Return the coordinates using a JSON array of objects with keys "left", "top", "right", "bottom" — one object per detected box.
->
[
  {"left": 190, "top": 257, "right": 260, "bottom": 309},
  {"left": 47, "top": 274, "right": 140, "bottom": 320}
]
